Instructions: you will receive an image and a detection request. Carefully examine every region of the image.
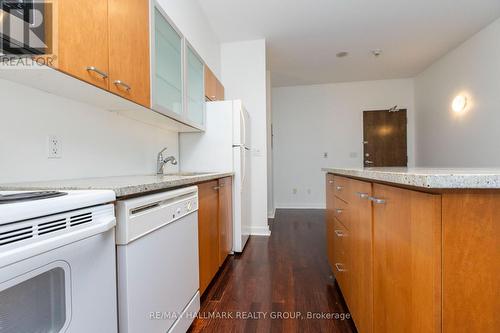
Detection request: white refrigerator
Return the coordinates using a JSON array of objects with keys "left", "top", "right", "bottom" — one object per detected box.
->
[{"left": 180, "top": 100, "right": 251, "bottom": 253}]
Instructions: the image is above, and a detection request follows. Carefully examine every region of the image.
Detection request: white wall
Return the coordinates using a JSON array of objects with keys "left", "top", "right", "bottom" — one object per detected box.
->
[
  {"left": 272, "top": 79, "right": 415, "bottom": 208},
  {"left": 221, "top": 39, "right": 270, "bottom": 235},
  {"left": 414, "top": 18, "right": 500, "bottom": 167},
  {"left": 157, "top": 0, "right": 221, "bottom": 76},
  {"left": 0, "top": 79, "right": 178, "bottom": 183}
]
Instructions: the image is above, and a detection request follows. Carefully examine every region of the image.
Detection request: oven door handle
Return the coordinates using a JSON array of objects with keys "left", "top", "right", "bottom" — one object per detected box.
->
[{"left": 0, "top": 216, "right": 116, "bottom": 269}]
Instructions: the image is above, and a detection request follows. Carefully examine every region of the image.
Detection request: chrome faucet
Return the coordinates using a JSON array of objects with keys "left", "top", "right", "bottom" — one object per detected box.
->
[{"left": 157, "top": 147, "right": 177, "bottom": 174}]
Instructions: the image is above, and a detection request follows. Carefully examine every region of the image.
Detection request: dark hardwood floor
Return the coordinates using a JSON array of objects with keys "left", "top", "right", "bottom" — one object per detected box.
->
[{"left": 188, "top": 209, "right": 356, "bottom": 333}]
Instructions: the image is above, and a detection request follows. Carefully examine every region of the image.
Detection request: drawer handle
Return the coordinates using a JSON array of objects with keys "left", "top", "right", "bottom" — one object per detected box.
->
[
  {"left": 335, "top": 186, "right": 343, "bottom": 191},
  {"left": 357, "top": 192, "right": 369, "bottom": 199},
  {"left": 335, "top": 263, "right": 347, "bottom": 272},
  {"left": 113, "top": 80, "right": 132, "bottom": 91},
  {"left": 328, "top": 180, "right": 334, "bottom": 184},
  {"left": 86, "top": 66, "right": 108, "bottom": 79},
  {"left": 335, "top": 209, "right": 343, "bottom": 214},
  {"left": 369, "top": 196, "right": 386, "bottom": 204},
  {"left": 213, "top": 186, "right": 220, "bottom": 191},
  {"left": 334, "top": 230, "right": 345, "bottom": 237}
]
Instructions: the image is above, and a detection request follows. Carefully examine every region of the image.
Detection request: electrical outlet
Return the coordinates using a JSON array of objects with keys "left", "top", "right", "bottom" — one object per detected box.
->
[{"left": 48, "top": 136, "right": 62, "bottom": 159}]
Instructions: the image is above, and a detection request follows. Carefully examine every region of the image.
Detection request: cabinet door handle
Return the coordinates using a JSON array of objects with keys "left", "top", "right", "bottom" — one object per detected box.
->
[
  {"left": 335, "top": 209, "right": 343, "bottom": 214},
  {"left": 335, "top": 186, "right": 343, "bottom": 191},
  {"left": 113, "top": 80, "right": 132, "bottom": 91},
  {"left": 328, "top": 180, "right": 334, "bottom": 184},
  {"left": 357, "top": 192, "right": 369, "bottom": 199},
  {"left": 369, "top": 196, "right": 386, "bottom": 204},
  {"left": 365, "top": 160, "right": 374, "bottom": 165},
  {"left": 335, "top": 263, "right": 347, "bottom": 272},
  {"left": 334, "top": 230, "right": 345, "bottom": 237},
  {"left": 213, "top": 186, "right": 220, "bottom": 191},
  {"left": 86, "top": 66, "right": 108, "bottom": 79}
]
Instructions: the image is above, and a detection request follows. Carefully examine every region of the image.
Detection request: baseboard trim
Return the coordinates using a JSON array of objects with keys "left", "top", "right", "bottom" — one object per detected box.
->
[
  {"left": 249, "top": 226, "right": 271, "bottom": 236},
  {"left": 275, "top": 205, "right": 326, "bottom": 210}
]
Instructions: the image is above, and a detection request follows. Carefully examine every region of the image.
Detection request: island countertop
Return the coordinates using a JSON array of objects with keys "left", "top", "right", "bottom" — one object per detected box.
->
[
  {"left": 0, "top": 172, "right": 234, "bottom": 198},
  {"left": 322, "top": 167, "right": 500, "bottom": 189}
]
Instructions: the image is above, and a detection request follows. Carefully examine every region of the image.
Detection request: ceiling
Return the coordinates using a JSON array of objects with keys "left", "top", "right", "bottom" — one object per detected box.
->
[{"left": 197, "top": 0, "right": 500, "bottom": 87}]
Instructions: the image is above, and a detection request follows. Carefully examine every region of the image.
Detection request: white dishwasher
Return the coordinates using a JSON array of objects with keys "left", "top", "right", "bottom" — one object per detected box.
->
[{"left": 115, "top": 186, "right": 200, "bottom": 333}]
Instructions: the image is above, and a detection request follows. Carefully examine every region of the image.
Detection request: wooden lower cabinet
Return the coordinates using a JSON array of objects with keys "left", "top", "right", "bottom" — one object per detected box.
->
[
  {"left": 198, "top": 177, "right": 233, "bottom": 295},
  {"left": 349, "top": 179, "right": 373, "bottom": 333},
  {"left": 326, "top": 174, "right": 336, "bottom": 267},
  {"left": 218, "top": 177, "right": 233, "bottom": 266},
  {"left": 327, "top": 173, "right": 499, "bottom": 333},
  {"left": 442, "top": 193, "right": 500, "bottom": 333},
  {"left": 327, "top": 176, "right": 442, "bottom": 333},
  {"left": 198, "top": 180, "right": 220, "bottom": 294},
  {"left": 372, "top": 184, "right": 442, "bottom": 333}
]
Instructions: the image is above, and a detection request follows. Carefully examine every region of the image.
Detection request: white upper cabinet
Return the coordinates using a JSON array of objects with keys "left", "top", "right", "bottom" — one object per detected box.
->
[
  {"left": 152, "top": 6, "right": 183, "bottom": 116},
  {"left": 151, "top": 2, "right": 205, "bottom": 131},
  {"left": 186, "top": 44, "right": 205, "bottom": 127}
]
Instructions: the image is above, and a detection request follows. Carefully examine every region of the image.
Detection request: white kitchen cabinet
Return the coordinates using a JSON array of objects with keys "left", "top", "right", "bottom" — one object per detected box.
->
[
  {"left": 186, "top": 44, "right": 205, "bottom": 127},
  {"left": 152, "top": 6, "right": 183, "bottom": 116},
  {"left": 151, "top": 2, "right": 205, "bottom": 131}
]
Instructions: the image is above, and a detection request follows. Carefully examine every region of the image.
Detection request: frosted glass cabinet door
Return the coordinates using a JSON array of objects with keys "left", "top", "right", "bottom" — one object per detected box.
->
[
  {"left": 153, "top": 8, "right": 183, "bottom": 115},
  {"left": 186, "top": 45, "right": 205, "bottom": 126}
]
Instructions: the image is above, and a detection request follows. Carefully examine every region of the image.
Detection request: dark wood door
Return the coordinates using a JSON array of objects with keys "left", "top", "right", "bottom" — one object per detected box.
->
[{"left": 363, "top": 110, "right": 407, "bottom": 167}]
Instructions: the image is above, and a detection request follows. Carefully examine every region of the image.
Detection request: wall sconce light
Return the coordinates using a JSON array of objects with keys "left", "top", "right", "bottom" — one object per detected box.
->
[{"left": 452, "top": 95, "right": 468, "bottom": 113}]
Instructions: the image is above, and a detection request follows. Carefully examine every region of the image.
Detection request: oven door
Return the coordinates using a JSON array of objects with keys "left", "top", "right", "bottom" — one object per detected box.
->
[
  {"left": 0, "top": 261, "right": 71, "bottom": 333},
  {"left": 0, "top": 227, "right": 118, "bottom": 333}
]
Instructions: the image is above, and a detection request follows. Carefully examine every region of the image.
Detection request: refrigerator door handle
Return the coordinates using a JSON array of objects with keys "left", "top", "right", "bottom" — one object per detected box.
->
[{"left": 241, "top": 148, "right": 246, "bottom": 191}]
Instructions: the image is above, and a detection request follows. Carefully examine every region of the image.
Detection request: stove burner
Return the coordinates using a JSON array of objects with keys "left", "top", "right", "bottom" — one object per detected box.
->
[{"left": 0, "top": 191, "right": 68, "bottom": 204}]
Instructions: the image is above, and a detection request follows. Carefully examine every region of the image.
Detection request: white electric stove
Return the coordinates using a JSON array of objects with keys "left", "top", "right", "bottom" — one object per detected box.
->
[{"left": 0, "top": 190, "right": 118, "bottom": 333}]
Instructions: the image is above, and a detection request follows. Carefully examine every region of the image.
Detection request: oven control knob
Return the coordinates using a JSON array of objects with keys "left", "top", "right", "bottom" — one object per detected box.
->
[{"left": 176, "top": 208, "right": 181, "bottom": 215}]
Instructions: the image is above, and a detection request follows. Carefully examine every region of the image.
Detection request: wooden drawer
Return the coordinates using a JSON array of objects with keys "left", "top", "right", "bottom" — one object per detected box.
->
[
  {"left": 333, "top": 218, "right": 350, "bottom": 299},
  {"left": 333, "top": 176, "right": 351, "bottom": 203},
  {"left": 333, "top": 196, "right": 349, "bottom": 229}
]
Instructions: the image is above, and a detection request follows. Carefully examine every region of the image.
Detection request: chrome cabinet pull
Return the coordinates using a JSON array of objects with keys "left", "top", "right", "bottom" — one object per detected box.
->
[
  {"left": 213, "top": 186, "right": 220, "bottom": 191},
  {"left": 335, "top": 263, "right": 347, "bottom": 272},
  {"left": 328, "top": 180, "right": 334, "bottom": 184},
  {"left": 334, "top": 230, "right": 345, "bottom": 237},
  {"left": 86, "top": 66, "right": 108, "bottom": 79},
  {"left": 113, "top": 80, "right": 132, "bottom": 91},
  {"left": 357, "top": 192, "right": 369, "bottom": 199},
  {"left": 335, "top": 186, "right": 343, "bottom": 191},
  {"left": 365, "top": 160, "right": 374, "bottom": 165},
  {"left": 335, "top": 209, "right": 343, "bottom": 214},
  {"left": 369, "top": 196, "right": 386, "bottom": 204}
]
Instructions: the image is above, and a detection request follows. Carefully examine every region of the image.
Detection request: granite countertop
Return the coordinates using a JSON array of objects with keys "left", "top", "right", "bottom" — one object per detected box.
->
[
  {"left": 322, "top": 167, "right": 500, "bottom": 189},
  {"left": 0, "top": 172, "right": 234, "bottom": 198}
]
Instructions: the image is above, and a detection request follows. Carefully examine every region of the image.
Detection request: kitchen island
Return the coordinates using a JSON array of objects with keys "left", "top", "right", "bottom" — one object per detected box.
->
[{"left": 323, "top": 167, "right": 499, "bottom": 333}]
